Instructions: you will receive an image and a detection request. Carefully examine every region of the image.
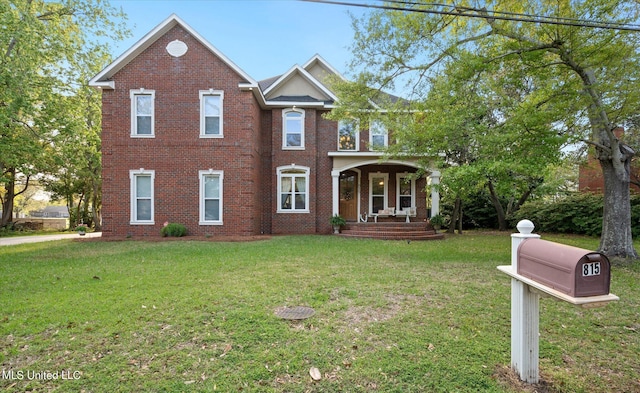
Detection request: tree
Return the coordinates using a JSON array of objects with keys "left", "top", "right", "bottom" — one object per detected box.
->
[
  {"left": 422, "top": 53, "right": 564, "bottom": 231},
  {"left": 43, "top": 51, "right": 108, "bottom": 230},
  {"left": 0, "top": 0, "right": 127, "bottom": 228},
  {"left": 340, "top": 0, "right": 639, "bottom": 260}
]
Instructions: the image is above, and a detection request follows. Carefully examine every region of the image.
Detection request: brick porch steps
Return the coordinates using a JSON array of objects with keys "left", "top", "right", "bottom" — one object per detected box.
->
[{"left": 337, "top": 222, "right": 444, "bottom": 241}]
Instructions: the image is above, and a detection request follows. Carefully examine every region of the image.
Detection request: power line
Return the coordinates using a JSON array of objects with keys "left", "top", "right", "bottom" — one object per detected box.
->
[
  {"left": 301, "top": 0, "right": 640, "bottom": 32},
  {"left": 388, "top": 0, "right": 640, "bottom": 29}
]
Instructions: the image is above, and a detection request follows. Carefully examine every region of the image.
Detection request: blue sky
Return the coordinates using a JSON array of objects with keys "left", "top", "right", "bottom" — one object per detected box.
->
[{"left": 109, "top": 0, "right": 368, "bottom": 81}]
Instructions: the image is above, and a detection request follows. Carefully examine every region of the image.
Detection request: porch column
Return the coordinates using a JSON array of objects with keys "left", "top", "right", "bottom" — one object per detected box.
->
[
  {"left": 331, "top": 169, "right": 340, "bottom": 216},
  {"left": 429, "top": 171, "right": 441, "bottom": 217}
]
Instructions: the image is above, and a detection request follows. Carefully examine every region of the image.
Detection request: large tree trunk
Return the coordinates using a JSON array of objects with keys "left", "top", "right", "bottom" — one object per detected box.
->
[
  {"left": 447, "top": 196, "right": 462, "bottom": 234},
  {"left": 487, "top": 180, "right": 508, "bottom": 231},
  {"left": 599, "top": 153, "right": 638, "bottom": 260},
  {"left": 1, "top": 169, "right": 16, "bottom": 228}
]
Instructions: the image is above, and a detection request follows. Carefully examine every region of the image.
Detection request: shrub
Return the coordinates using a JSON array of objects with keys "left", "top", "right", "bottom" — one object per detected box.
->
[
  {"left": 160, "top": 222, "right": 187, "bottom": 237},
  {"left": 512, "top": 193, "right": 640, "bottom": 236},
  {"left": 329, "top": 214, "right": 346, "bottom": 227}
]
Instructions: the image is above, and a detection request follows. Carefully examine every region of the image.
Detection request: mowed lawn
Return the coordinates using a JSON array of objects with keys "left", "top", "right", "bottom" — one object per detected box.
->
[{"left": 0, "top": 233, "right": 638, "bottom": 392}]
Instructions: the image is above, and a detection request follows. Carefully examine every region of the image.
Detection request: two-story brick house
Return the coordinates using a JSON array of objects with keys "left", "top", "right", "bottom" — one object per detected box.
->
[{"left": 89, "top": 14, "right": 441, "bottom": 238}]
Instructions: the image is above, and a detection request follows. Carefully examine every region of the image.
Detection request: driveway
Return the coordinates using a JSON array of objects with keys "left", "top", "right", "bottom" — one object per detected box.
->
[{"left": 0, "top": 232, "right": 102, "bottom": 246}]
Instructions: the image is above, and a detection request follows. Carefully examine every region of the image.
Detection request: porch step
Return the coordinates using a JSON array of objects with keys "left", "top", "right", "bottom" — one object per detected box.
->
[{"left": 338, "top": 222, "right": 444, "bottom": 241}]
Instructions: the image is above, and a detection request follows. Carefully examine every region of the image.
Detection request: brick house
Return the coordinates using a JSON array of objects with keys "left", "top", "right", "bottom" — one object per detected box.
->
[
  {"left": 89, "top": 14, "right": 441, "bottom": 238},
  {"left": 579, "top": 127, "right": 640, "bottom": 194}
]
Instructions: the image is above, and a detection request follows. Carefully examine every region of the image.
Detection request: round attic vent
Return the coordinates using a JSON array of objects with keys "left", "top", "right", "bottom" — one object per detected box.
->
[{"left": 166, "top": 40, "right": 188, "bottom": 57}]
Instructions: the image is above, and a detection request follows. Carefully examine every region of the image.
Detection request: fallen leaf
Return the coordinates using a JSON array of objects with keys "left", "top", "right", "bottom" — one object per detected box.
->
[
  {"left": 220, "top": 343, "right": 232, "bottom": 357},
  {"left": 309, "top": 367, "right": 321, "bottom": 381},
  {"left": 428, "top": 343, "right": 436, "bottom": 352}
]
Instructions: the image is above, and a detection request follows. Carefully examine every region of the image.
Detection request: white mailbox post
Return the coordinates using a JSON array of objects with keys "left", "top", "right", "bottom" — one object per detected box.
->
[{"left": 497, "top": 220, "right": 619, "bottom": 384}]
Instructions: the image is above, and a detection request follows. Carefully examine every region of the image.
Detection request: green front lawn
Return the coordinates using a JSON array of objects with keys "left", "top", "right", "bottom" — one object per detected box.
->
[{"left": 0, "top": 234, "right": 638, "bottom": 392}]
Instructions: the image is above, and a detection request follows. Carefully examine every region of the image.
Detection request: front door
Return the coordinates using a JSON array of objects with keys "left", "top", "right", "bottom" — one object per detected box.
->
[{"left": 339, "top": 171, "right": 358, "bottom": 221}]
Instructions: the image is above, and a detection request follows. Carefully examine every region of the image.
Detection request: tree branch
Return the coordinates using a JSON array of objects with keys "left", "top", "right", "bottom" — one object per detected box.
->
[{"left": 14, "top": 175, "right": 31, "bottom": 198}]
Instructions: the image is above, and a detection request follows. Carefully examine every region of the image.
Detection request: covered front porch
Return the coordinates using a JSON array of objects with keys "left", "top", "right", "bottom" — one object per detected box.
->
[{"left": 330, "top": 153, "right": 441, "bottom": 227}]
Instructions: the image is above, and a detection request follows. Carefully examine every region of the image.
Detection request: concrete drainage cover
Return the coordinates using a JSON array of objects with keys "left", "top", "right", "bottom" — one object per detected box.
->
[{"left": 275, "top": 306, "right": 315, "bottom": 320}]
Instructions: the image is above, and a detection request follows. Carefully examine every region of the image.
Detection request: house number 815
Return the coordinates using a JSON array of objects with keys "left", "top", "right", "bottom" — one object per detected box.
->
[{"left": 583, "top": 262, "right": 601, "bottom": 277}]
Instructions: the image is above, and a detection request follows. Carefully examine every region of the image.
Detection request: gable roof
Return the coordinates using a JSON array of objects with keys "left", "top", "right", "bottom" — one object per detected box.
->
[
  {"left": 89, "top": 14, "right": 258, "bottom": 91},
  {"left": 261, "top": 63, "right": 338, "bottom": 107},
  {"left": 89, "top": 15, "right": 399, "bottom": 110}
]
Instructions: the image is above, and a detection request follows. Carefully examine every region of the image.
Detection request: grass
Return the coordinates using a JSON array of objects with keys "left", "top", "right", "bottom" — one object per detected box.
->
[
  {"left": 0, "top": 228, "right": 70, "bottom": 238},
  {"left": 0, "top": 233, "right": 638, "bottom": 392}
]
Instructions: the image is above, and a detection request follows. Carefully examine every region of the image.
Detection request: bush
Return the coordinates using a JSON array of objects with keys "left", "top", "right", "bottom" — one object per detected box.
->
[
  {"left": 512, "top": 193, "right": 640, "bottom": 236},
  {"left": 160, "top": 222, "right": 187, "bottom": 237},
  {"left": 440, "top": 191, "right": 502, "bottom": 230}
]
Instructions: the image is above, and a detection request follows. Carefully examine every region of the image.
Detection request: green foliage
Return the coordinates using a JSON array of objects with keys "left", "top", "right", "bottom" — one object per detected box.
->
[
  {"left": 429, "top": 213, "right": 444, "bottom": 227},
  {"left": 160, "top": 222, "right": 187, "bottom": 237},
  {"left": 0, "top": 1, "right": 130, "bottom": 228},
  {"left": 441, "top": 191, "right": 501, "bottom": 230},
  {"left": 341, "top": 0, "right": 640, "bottom": 255},
  {"left": 329, "top": 214, "right": 346, "bottom": 227},
  {"left": 513, "top": 193, "right": 640, "bottom": 237}
]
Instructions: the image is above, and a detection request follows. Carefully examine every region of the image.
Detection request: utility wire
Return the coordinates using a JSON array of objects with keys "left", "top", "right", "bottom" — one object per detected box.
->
[
  {"left": 388, "top": 0, "right": 640, "bottom": 29},
  {"left": 301, "top": 0, "right": 640, "bottom": 32}
]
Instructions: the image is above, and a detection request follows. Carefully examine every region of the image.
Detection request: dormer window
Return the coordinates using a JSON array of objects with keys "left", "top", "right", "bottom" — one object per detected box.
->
[
  {"left": 369, "top": 119, "right": 388, "bottom": 150},
  {"left": 283, "top": 109, "right": 305, "bottom": 149},
  {"left": 338, "top": 119, "right": 359, "bottom": 151}
]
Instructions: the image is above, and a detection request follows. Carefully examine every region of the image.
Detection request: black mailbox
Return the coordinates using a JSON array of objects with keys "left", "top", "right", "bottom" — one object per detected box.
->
[{"left": 517, "top": 238, "right": 611, "bottom": 297}]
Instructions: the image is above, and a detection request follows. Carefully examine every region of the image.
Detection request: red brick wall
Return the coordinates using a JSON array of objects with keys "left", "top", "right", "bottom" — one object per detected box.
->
[
  {"left": 579, "top": 129, "right": 640, "bottom": 194},
  {"left": 269, "top": 108, "right": 321, "bottom": 234},
  {"left": 100, "top": 24, "right": 431, "bottom": 238},
  {"left": 101, "top": 25, "right": 262, "bottom": 237}
]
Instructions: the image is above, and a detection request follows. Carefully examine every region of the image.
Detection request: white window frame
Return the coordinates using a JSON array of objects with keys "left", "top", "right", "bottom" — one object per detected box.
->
[
  {"left": 130, "top": 169, "right": 155, "bottom": 225},
  {"left": 199, "top": 90, "right": 224, "bottom": 138},
  {"left": 369, "top": 119, "right": 388, "bottom": 151},
  {"left": 396, "top": 173, "right": 416, "bottom": 210},
  {"left": 338, "top": 119, "right": 360, "bottom": 151},
  {"left": 130, "top": 89, "right": 155, "bottom": 137},
  {"left": 282, "top": 108, "right": 305, "bottom": 150},
  {"left": 277, "top": 165, "right": 310, "bottom": 213},
  {"left": 199, "top": 170, "right": 224, "bottom": 225},
  {"left": 369, "top": 173, "right": 389, "bottom": 215}
]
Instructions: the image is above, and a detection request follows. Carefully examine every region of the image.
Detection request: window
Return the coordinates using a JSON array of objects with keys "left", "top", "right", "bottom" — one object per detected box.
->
[
  {"left": 283, "top": 109, "right": 305, "bottom": 149},
  {"left": 338, "top": 119, "right": 359, "bottom": 151},
  {"left": 130, "top": 89, "right": 155, "bottom": 137},
  {"left": 200, "top": 90, "right": 224, "bottom": 137},
  {"left": 397, "top": 173, "right": 416, "bottom": 210},
  {"left": 369, "top": 120, "right": 388, "bottom": 150},
  {"left": 277, "top": 165, "right": 310, "bottom": 213},
  {"left": 369, "top": 173, "right": 388, "bottom": 214},
  {"left": 199, "top": 170, "right": 223, "bottom": 225},
  {"left": 130, "top": 169, "right": 155, "bottom": 224}
]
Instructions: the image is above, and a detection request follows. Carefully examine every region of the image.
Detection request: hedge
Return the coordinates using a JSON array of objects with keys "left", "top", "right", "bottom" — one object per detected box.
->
[{"left": 512, "top": 193, "right": 640, "bottom": 237}]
